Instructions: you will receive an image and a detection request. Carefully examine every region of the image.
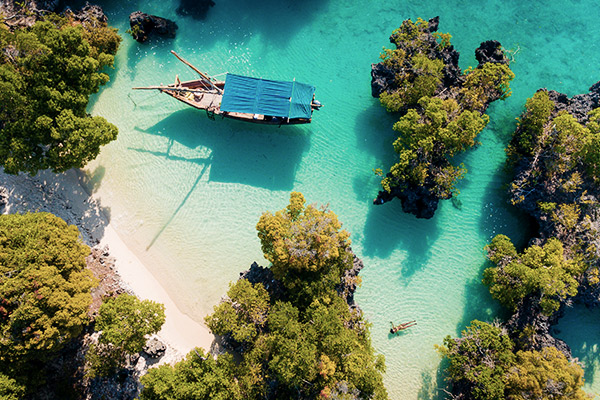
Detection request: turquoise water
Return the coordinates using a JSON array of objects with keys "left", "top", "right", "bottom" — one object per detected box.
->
[{"left": 83, "top": 1, "right": 600, "bottom": 398}]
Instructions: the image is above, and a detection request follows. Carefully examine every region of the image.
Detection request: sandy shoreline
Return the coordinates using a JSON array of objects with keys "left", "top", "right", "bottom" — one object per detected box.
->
[{"left": 0, "top": 168, "right": 214, "bottom": 362}]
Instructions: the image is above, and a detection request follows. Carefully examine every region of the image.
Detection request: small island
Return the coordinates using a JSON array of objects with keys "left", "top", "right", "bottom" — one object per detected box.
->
[
  {"left": 371, "top": 17, "right": 514, "bottom": 218},
  {"left": 438, "top": 82, "right": 600, "bottom": 399}
]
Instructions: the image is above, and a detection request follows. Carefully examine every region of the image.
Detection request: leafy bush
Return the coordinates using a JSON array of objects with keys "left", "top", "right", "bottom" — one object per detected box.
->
[
  {"left": 88, "top": 294, "right": 165, "bottom": 376},
  {"left": 0, "top": 17, "right": 121, "bottom": 174},
  {"left": 439, "top": 320, "right": 589, "bottom": 400},
  {"left": 374, "top": 19, "right": 514, "bottom": 209},
  {"left": 0, "top": 213, "right": 94, "bottom": 365},
  {"left": 484, "top": 236, "right": 585, "bottom": 316}
]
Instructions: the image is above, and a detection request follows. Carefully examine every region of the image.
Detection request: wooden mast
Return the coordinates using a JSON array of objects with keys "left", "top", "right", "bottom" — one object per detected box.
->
[
  {"left": 131, "top": 86, "right": 215, "bottom": 93},
  {"left": 170, "top": 51, "right": 223, "bottom": 94}
]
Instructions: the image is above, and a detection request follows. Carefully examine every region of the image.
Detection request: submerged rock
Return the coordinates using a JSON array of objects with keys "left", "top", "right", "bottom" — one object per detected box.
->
[
  {"left": 129, "top": 11, "right": 178, "bottom": 43},
  {"left": 176, "top": 0, "right": 215, "bottom": 19}
]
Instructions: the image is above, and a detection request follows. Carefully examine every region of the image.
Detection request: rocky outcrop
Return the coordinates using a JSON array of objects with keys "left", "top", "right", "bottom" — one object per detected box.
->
[
  {"left": 0, "top": 0, "right": 106, "bottom": 30},
  {"left": 508, "top": 82, "right": 600, "bottom": 241},
  {"left": 371, "top": 16, "right": 511, "bottom": 218},
  {"left": 128, "top": 11, "right": 178, "bottom": 43},
  {"left": 176, "top": 0, "right": 215, "bottom": 19},
  {"left": 65, "top": 3, "right": 107, "bottom": 26},
  {"left": 336, "top": 251, "right": 364, "bottom": 307},
  {"left": 374, "top": 182, "right": 439, "bottom": 219},
  {"left": 0, "top": 0, "right": 58, "bottom": 29},
  {"left": 143, "top": 338, "right": 167, "bottom": 359},
  {"left": 504, "top": 295, "right": 571, "bottom": 358},
  {"left": 371, "top": 16, "right": 463, "bottom": 101}
]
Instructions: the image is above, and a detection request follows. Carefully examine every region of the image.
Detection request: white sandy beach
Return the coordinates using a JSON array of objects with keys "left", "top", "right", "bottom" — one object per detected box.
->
[{"left": 0, "top": 168, "right": 214, "bottom": 361}]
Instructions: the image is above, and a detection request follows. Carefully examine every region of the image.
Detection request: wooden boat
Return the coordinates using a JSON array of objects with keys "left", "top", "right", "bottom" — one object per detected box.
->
[{"left": 133, "top": 51, "right": 322, "bottom": 125}]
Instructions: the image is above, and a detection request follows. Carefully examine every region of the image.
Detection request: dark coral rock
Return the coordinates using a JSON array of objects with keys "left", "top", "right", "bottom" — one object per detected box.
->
[
  {"left": 475, "top": 40, "right": 508, "bottom": 65},
  {"left": 505, "top": 296, "right": 571, "bottom": 358},
  {"left": 239, "top": 261, "right": 286, "bottom": 301},
  {"left": 370, "top": 62, "right": 396, "bottom": 98},
  {"left": 370, "top": 17, "right": 509, "bottom": 219},
  {"left": 129, "top": 11, "right": 178, "bottom": 43},
  {"left": 374, "top": 182, "right": 439, "bottom": 219},
  {"left": 66, "top": 3, "right": 107, "bottom": 25}
]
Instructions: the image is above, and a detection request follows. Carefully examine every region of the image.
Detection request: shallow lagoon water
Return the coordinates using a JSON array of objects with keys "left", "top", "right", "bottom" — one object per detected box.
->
[{"left": 84, "top": 1, "right": 600, "bottom": 398}]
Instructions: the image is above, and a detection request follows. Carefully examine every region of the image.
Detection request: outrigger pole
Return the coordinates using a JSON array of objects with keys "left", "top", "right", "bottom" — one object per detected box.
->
[
  {"left": 131, "top": 86, "right": 217, "bottom": 93},
  {"left": 170, "top": 51, "right": 223, "bottom": 94}
]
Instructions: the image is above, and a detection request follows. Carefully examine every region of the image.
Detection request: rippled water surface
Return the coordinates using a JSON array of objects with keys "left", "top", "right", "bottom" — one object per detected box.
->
[{"left": 85, "top": 1, "right": 600, "bottom": 397}]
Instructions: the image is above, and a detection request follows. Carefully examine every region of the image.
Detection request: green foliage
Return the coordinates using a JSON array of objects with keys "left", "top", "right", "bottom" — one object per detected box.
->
[
  {"left": 140, "top": 349, "right": 243, "bottom": 400},
  {"left": 380, "top": 54, "right": 444, "bottom": 112},
  {"left": 256, "top": 192, "right": 353, "bottom": 303},
  {"left": 461, "top": 62, "right": 515, "bottom": 110},
  {"left": 543, "top": 112, "right": 592, "bottom": 176},
  {"left": 551, "top": 203, "right": 581, "bottom": 230},
  {"left": 0, "top": 213, "right": 94, "bottom": 365},
  {"left": 538, "top": 201, "right": 557, "bottom": 213},
  {"left": 0, "top": 372, "right": 25, "bottom": 400},
  {"left": 389, "top": 17, "right": 431, "bottom": 49},
  {"left": 506, "top": 347, "right": 588, "bottom": 400},
  {"left": 0, "top": 17, "right": 120, "bottom": 174},
  {"left": 96, "top": 294, "right": 165, "bottom": 354},
  {"left": 432, "top": 31, "right": 452, "bottom": 49},
  {"left": 438, "top": 320, "right": 515, "bottom": 400},
  {"left": 510, "top": 95, "right": 600, "bottom": 184},
  {"left": 205, "top": 279, "right": 270, "bottom": 345},
  {"left": 511, "top": 91, "right": 554, "bottom": 156},
  {"left": 385, "top": 96, "right": 488, "bottom": 198},
  {"left": 583, "top": 108, "right": 600, "bottom": 180},
  {"left": 145, "top": 193, "right": 388, "bottom": 400},
  {"left": 439, "top": 321, "right": 589, "bottom": 400},
  {"left": 484, "top": 236, "right": 585, "bottom": 316},
  {"left": 87, "top": 294, "right": 164, "bottom": 377},
  {"left": 374, "top": 20, "right": 514, "bottom": 205}
]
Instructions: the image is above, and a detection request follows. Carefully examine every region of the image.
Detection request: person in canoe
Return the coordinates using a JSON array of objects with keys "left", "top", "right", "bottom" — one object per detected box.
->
[{"left": 390, "top": 320, "right": 417, "bottom": 334}]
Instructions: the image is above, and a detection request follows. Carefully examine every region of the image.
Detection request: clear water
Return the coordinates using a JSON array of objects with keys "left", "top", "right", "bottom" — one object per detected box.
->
[{"left": 83, "top": 1, "right": 600, "bottom": 398}]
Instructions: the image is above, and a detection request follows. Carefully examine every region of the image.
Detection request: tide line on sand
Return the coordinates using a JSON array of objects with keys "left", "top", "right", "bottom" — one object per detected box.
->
[{"left": 0, "top": 168, "right": 214, "bottom": 361}]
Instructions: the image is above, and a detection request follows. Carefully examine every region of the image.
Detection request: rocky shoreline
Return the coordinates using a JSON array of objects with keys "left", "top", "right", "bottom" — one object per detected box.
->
[
  {"left": 0, "top": 170, "right": 185, "bottom": 399},
  {"left": 502, "top": 81, "right": 600, "bottom": 355}
]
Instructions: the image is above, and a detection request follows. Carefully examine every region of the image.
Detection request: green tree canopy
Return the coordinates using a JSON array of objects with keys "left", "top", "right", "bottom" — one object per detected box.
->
[
  {"left": 440, "top": 321, "right": 589, "bottom": 400},
  {"left": 439, "top": 320, "right": 515, "bottom": 400},
  {"left": 205, "top": 279, "right": 270, "bottom": 346},
  {"left": 143, "top": 193, "right": 387, "bottom": 400},
  {"left": 0, "top": 372, "right": 25, "bottom": 400},
  {"left": 256, "top": 192, "right": 353, "bottom": 303},
  {"left": 140, "top": 349, "right": 243, "bottom": 400},
  {"left": 0, "top": 16, "right": 120, "bottom": 174},
  {"left": 374, "top": 19, "right": 514, "bottom": 211},
  {"left": 0, "top": 213, "right": 94, "bottom": 365},
  {"left": 506, "top": 347, "right": 588, "bottom": 400},
  {"left": 483, "top": 235, "right": 585, "bottom": 316},
  {"left": 95, "top": 294, "right": 165, "bottom": 354}
]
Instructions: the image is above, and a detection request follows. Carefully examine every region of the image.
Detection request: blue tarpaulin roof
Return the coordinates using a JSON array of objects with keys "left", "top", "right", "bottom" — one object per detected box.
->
[{"left": 220, "top": 74, "right": 315, "bottom": 119}]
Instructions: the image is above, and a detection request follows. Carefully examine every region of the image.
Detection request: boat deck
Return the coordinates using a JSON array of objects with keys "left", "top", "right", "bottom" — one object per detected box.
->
[{"left": 165, "top": 89, "right": 223, "bottom": 112}]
